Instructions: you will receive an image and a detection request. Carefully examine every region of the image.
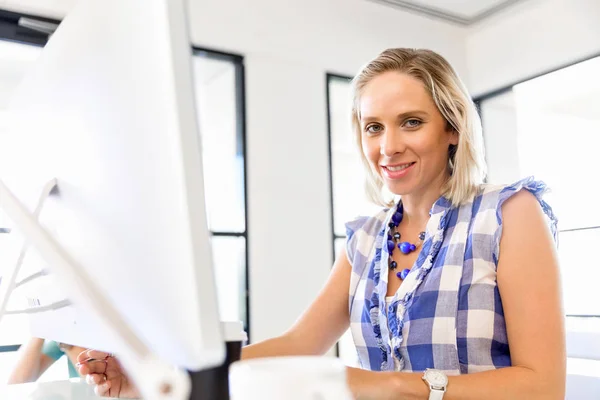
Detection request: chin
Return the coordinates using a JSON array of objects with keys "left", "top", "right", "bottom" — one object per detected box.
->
[{"left": 384, "top": 181, "right": 415, "bottom": 197}]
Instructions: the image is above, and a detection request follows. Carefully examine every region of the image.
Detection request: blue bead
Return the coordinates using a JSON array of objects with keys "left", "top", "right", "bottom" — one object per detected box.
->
[
  {"left": 419, "top": 232, "right": 426, "bottom": 241},
  {"left": 392, "top": 212, "right": 402, "bottom": 224},
  {"left": 400, "top": 268, "right": 410, "bottom": 280},
  {"left": 399, "top": 242, "right": 412, "bottom": 254},
  {"left": 390, "top": 261, "right": 397, "bottom": 270},
  {"left": 388, "top": 234, "right": 392, "bottom": 241},
  {"left": 396, "top": 271, "right": 403, "bottom": 279},
  {"left": 388, "top": 222, "right": 396, "bottom": 229},
  {"left": 410, "top": 244, "right": 416, "bottom": 252},
  {"left": 387, "top": 240, "right": 395, "bottom": 253}
]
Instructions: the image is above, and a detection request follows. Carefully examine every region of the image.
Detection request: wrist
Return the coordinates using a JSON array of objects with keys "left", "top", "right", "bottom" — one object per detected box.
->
[
  {"left": 390, "top": 371, "right": 430, "bottom": 400},
  {"left": 58, "top": 342, "right": 73, "bottom": 352}
]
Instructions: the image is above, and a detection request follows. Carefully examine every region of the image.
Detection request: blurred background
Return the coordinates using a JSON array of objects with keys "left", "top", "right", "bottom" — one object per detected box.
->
[{"left": 0, "top": 0, "right": 598, "bottom": 396}]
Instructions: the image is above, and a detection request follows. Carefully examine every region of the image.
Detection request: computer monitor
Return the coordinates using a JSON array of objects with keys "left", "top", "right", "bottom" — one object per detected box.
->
[{"left": 0, "top": 0, "right": 225, "bottom": 397}]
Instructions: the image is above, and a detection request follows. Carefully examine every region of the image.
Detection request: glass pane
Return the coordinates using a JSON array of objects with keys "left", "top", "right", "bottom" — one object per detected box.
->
[
  {"left": 481, "top": 56, "right": 600, "bottom": 231},
  {"left": 329, "top": 77, "right": 380, "bottom": 236},
  {"left": 513, "top": 56, "right": 600, "bottom": 230},
  {"left": 193, "top": 55, "right": 245, "bottom": 233},
  {"left": 211, "top": 236, "right": 247, "bottom": 328},
  {"left": 480, "top": 90, "right": 522, "bottom": 185},
  {"left": 559, "top": 229, "right": 600, "bottom": 316}
]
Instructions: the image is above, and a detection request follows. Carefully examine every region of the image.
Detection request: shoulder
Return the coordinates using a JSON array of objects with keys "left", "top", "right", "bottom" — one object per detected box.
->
[
  {"left": 345, "top": 208, "right": 389, "bottom": 265},
  {"left": 476, "top": 176, "right": 552, "bottom": 207},
  {"left": 345, "top": 208, "right": 389, "bottom": 241},
  {"left": 474, "top": 177, "right": 557, "bottom": 228},
  {"left": 465, "top": 177, "right": 557, "bottom": 261}
]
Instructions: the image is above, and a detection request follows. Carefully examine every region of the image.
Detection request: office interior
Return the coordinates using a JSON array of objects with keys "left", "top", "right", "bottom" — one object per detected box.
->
[{"left": 0, "top": 0, "right": 598, "bottom": 398}]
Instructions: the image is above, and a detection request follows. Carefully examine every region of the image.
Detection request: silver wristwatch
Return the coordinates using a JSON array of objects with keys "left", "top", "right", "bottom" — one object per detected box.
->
[{"left": 422, "top": 369, "right": 448, "bottom": 400}]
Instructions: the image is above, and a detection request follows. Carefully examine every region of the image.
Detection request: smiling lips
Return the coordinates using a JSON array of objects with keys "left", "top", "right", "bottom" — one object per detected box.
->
[{"left": 381, "top": 162, "right": 416, "bottom": 179}]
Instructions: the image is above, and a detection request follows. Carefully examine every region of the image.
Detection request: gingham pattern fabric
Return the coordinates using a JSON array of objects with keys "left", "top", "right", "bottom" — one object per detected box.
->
[{"left": 346, "top": 177, "right": 557, "bottom": 374}]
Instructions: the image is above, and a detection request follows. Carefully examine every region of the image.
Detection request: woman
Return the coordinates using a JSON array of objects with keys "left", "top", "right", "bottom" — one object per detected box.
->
[{"left": 78, "top": 48, "right": 566, "bottom": 399}]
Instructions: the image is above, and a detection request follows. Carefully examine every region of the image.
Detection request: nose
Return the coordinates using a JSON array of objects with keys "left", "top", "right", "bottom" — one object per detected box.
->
[{"left": 380, "top": 129, "right": 405, "bottom": 158}]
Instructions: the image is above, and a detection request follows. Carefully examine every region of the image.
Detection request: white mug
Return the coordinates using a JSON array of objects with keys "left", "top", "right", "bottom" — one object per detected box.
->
[{"left": 228, "top": 356, "right": 353, "bottom": 400}]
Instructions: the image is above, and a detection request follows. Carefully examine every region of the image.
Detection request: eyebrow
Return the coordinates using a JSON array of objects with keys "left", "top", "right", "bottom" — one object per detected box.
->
[{"left": 361, "top": 110, "right": 429, "bottom": 123}]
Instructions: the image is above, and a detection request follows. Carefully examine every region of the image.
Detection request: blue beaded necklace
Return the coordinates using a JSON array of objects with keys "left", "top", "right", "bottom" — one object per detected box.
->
[{"left": 387, "top": 202, "right": 426, "bottom": 280}]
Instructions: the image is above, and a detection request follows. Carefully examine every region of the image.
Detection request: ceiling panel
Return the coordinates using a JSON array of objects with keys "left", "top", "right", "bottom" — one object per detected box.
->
[
  {"left": 369, "top": 0, "right": 530, "bottom": 25},
  {"left": 413, "top": 0, "right": 511, "bottom": 18}
]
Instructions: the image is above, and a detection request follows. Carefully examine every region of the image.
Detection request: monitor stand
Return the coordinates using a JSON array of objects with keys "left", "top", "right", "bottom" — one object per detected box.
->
[{"left": 188, "top": 339, "right": 241, "bottom": 400}]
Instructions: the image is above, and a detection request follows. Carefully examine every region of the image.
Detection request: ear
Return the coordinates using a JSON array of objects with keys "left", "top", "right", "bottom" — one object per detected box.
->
[{"left": 448, "top": 131, "right": 459, "bottom": 146}]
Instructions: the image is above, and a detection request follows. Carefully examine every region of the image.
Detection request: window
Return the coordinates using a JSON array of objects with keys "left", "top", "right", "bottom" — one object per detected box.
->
[
  {"left": 0, "top": 15, "right": 249, "bottom": 381},
  {"left": 192, "top": 49, "right": 249, "bottom": 334},
  {"left": 327, "top": 74, "right": 380, "bottom": 367},
  {"left": 478, "top": 54, "right": 600, "bottom": 380},
  {"left": 479, "top": 55, "right": 600, "bottom": 318}
]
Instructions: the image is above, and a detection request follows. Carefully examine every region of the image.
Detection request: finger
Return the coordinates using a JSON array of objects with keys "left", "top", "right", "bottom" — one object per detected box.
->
[
  {"left": 94, "top": 381, "right": 111, "bottom": 397},
  {"left": 76, "top": 349, "right": 89, "bottom": 364},
  {"left": 78, "top": 360, "right": 107, "bottom": 375},
  {"left": 84, "top": 374, "right": 104, "bottom": 386},
  {"left": 77, "top": 349, "right": 111, "bottom": 364},
  {"left": 78, "top": 363, "right": 90, "bottom": 376}
]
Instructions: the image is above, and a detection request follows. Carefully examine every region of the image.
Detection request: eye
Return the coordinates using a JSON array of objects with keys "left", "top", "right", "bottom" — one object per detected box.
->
[
  {"left": 365, "top": 123, "right": 383, "bottom": 135},
  {"left": 404, "top": 119, "right": 422, "bottom": 128}
]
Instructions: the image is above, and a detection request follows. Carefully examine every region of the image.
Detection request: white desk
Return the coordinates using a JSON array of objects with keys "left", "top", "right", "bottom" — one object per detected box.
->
[{"left": 0, "top": 379, "right": 116, "bottom": 400}]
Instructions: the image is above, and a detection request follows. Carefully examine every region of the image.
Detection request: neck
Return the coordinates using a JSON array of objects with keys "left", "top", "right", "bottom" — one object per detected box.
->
[{"left": 400, "top": 171, "right": 448, "bottom": 226}]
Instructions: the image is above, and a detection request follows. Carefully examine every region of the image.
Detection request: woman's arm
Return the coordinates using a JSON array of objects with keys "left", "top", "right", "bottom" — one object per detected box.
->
[
  {"left": 7, "top": 338, "right": 55, "bottom": 384},
  {"left": 347, "top": 190, "right": 566, "bottom": 400},
  {"left": 242, "top": 249, "right": 352, "bottom": 359},
  {"left": 76, "top": 251, "right": 354, "bottom": 398}
]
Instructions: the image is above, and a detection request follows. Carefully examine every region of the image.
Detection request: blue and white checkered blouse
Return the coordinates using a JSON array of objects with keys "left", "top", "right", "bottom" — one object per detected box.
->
[{"left": 346, "top": 177, "right": 557, "bottom": 375}]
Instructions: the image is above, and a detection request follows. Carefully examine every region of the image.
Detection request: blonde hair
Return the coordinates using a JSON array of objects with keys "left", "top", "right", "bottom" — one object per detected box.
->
[{"left": 351, "top": 48, "right": 487, "bottom": 207}]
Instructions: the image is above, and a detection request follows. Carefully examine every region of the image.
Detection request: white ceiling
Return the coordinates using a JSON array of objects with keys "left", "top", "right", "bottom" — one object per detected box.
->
[
  {"left": 6, "top": 0, "right": 531, "bottom": 27},
  {"left": 369, "top": 0, "right": 530, "bottom": 25},
  {"left": 0, "top": 0, "right": 76, "bottom": 19}
]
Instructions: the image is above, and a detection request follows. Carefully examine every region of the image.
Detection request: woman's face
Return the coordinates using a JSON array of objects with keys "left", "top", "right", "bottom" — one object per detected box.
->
[{"left": 359, "top": 71, "right": 458, "bottom": 198}]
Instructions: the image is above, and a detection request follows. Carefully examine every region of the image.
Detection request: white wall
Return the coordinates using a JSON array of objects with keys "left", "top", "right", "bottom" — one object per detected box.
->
[
  {"left": 3, "top": 0, "right": 469, "bottom": 342},
  {"left": 187, "top": 0, "right": 468, "bottom": 342},
  {"left": 467, "top": 0, "right": 600, "bottom": 97},
  {"left": 0, "top": 0, "right": 74, "bottom": 19}
]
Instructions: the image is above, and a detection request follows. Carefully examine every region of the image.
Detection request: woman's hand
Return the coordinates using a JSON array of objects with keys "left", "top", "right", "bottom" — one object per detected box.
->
[{"left": 76, "top": 349, "right": 140, "bottom": 399}]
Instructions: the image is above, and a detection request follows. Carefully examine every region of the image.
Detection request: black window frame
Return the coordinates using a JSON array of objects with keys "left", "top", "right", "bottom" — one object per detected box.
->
[
  {"left": 192, "top": 47, "right": 251, "bottom": 338},
  {"left": 325, "top": 72, "right": 354, "bottom": 358},
  {"left": 326, "top": 73, "right": 354, "bottom": 262},
  {"left": 474, "top": 51, "right": 600, "bottom": 319}
]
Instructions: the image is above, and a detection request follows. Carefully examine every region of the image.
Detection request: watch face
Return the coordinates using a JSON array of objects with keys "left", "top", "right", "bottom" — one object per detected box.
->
[{"left": 425, "top": 370, "right": 448, "bottom": 387}]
